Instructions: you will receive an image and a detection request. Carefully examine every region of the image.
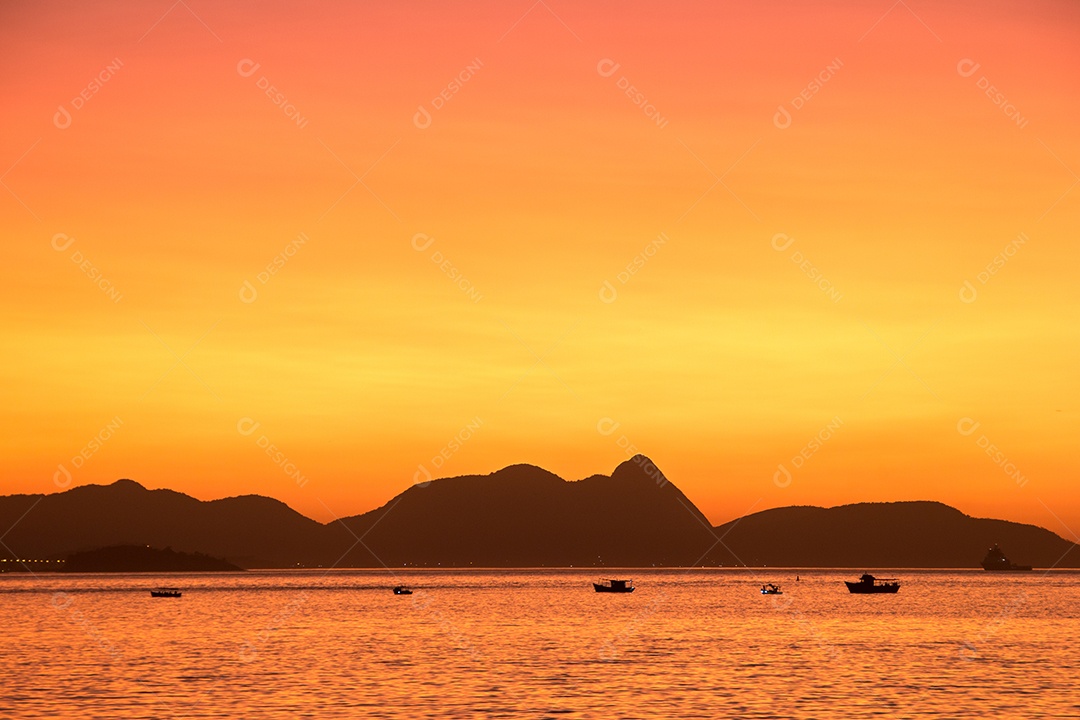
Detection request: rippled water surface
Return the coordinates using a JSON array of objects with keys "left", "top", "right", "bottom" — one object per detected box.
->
[{"left": 1, "top": 569, "right": 1078, "bottom": 718}]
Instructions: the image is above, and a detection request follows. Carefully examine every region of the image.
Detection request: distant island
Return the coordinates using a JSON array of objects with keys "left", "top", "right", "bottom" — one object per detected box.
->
[
  {"left": 62, "top": 545, "right": 241, "bottom": 573},
  {"left": 0, "top": 456, "right": 1075, "bottom": 570}
]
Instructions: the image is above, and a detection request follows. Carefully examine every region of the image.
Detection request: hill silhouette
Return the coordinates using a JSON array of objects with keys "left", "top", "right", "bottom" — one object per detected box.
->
[
  {"left": 0, "top": 478, "right": 339, "bottom": 568},
  {"left": 702, "top": 501, "right": 1077, "bottom": 568},
  {"left": 0, "top": 457, "right": 1075, "bottom": 568},
  {"left": 330, "top": 458, "right": 716, "bottom": 566},
  {"left": 62, "top": 545, "right": 241, "bottom": 572}
]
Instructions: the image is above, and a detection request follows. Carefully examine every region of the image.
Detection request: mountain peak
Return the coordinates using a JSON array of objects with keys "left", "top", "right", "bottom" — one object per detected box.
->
[
  {"left": 611, "top": 454, "right": 668, "bottom": 486},
  {"left": 108, "top": 478, "right": 147, "bottom": 491},
  {"left": 491, "top": 463, "right": 563, "bottom": 479}
]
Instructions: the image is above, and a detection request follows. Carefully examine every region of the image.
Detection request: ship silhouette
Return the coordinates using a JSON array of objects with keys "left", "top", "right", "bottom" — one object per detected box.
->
[{"left": 981, "top": 544, "right": 1032, "bottom": 571}]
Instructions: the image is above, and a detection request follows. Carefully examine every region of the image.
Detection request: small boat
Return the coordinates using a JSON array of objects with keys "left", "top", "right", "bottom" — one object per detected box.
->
[
  {"left": 981, "top": 544, "right": 1032, "bottom": 571},
  {"left": 392, "top": 586, "right": 413, "bottom": 595},
  {"left": 760, "top": 583, "right": 782, "bottom": 595},
  {"left": 844, "top": 573, "right": 900, "bottom": 594},
  {"left": 150, "top": 587, "right": 181, "bottom": 598},
  {"left": 593, "top": 578, "right": 635, "bottom": 593}
]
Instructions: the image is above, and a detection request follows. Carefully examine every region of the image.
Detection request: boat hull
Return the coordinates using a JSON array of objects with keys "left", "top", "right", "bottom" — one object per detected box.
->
[
  {"left": 593, "top": 583, "right": 634, "bottom": 593},
  {"left": 844, "top": 582, "right": 899, "bottom": 594}
]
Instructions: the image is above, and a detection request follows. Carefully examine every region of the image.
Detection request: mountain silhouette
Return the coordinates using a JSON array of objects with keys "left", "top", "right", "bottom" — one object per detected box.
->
[
  {"left": 0, "top": 458, "right": 1075, "bottom": 569},
  {"left": 0, "top": 478, "right": 339, "bottom": 568},
  {"left": 330, "top": 457, "right": 716, "bottom": 566},
  {"left": 702, "top": 501, "right": 1077, "bottom": 568}
]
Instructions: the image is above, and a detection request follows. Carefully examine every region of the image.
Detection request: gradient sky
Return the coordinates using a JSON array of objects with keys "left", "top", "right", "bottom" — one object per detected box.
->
[{"left": 2, "top": 1, "right": 1078, "bottom": 538}]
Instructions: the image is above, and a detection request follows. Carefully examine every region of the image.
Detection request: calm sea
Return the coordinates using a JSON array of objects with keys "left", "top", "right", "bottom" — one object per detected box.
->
[{"left": 1, "top": 569, "right": 1077, "bottom": 718}]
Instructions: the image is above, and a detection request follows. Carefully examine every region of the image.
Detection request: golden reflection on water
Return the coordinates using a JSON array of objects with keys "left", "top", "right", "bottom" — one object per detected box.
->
[{"left": 2, "top": 569, "right": 1078, "bottom": 718}]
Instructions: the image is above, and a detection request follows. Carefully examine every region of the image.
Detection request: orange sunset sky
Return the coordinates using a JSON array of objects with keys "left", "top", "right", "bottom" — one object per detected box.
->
[{"left": 1, "top": 1, "right": 1078, "bottom": 536}]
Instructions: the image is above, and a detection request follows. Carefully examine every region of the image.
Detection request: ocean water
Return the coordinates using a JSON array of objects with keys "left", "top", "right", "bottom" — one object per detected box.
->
[{"left": 1, "top": 569, "right": 1077, "bottom": 719}]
